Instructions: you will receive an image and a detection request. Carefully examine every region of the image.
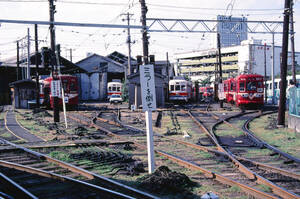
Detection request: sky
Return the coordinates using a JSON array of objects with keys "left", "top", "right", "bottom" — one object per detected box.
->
[{"left": 0, "top": 0, "right": 299, "bottom": 63}]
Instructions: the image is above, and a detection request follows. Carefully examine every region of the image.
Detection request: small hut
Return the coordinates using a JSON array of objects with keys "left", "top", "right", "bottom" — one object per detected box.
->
[{"left": 9, "top": 79, "right": 37, "bottom": 109}]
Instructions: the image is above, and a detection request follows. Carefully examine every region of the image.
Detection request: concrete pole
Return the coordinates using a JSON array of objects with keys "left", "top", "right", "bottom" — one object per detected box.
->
[
  {"left": 140, "top": 0, "right": 149, "bottom": 64},
  {"left": 17, "top": 41, "right": 20, "bottom": 81},
  {"left": 217, "top": 33, "right": 223, "bottom": 108},
  {"left": 272, "top": 33, "right": 275, "bottom": 104},
  {"left": 49, "top": 0, "right": 60, "bottom": 122},
  {"left": 290, "top": 0, "right": 296, "bottom": 84},
  {"left": 35, "top": 24, "right": 40, "bottom": 108},
  {"left": 277, "top": 0, "right": 291, "bottom": 126},
  {"left": 145, "top": 110, "right": 155, "bottom": 173},
  {"left": 264, "top": 43, "right": 267, "bottom": 103},
  {"left": 27, "top": 28, "right": 31, "bottom": 79}
]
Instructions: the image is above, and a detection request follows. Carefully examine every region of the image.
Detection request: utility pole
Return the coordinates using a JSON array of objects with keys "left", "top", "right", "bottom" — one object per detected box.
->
[
  {"left": 140, "top": 0, "right": 149, "bottom": 64},
  {"left": 49, "top": 0, "right": 60, "bottom": 122},
  {"left": 214, "top": 50, "right": 219, "bottom": 102},
  {"left": 140, "top": 0, "right": 155, "bottom": 174},
  {"left": 278, "top": 0, "right": 291, "bottom": 126},
  {"left": 17, "top": 41, "right": 20, "bottom": 81},
  {"left": 166, "top": 52, "right": 169, "bottom": 101},
  {"left": 27, "top": 28, "right": 30, "bottom": 79},
  {"left": 217, "top": 33, "right": 223, "bottom": 108},
  {"left": 122, "top": 12, "right": 133, "bottom": 108},
  {"left": 35, "top": 24, "right": 40, "bottom": 108},
  {"left": 264, "top": 43, "right": 267, "bottom": 103},
  {"left": 271, "top": 34, "right": 275, "bottom": 104},
  {"left": 122, "top": 12, "right": 133, "bottom": 76},
  {"left": 70, "top": 48, "right": 72, "bottom": 62},
  {"left": 290, "top": 0, "right": 296, "bottom": 84}
]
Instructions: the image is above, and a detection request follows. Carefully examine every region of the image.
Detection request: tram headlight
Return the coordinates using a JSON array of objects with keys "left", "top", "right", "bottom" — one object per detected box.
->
[
  {"left": 257, "top": 88, "right": 263, "bottom": 92},
  {"left": 241, "top": 93, "right": 249, "bottom": 98}
]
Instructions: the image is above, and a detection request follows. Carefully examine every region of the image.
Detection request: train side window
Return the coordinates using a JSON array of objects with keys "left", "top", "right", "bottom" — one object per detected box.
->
[
  {"left": 239, "top": 82, "right": 245, "bottom": 92},
  {"left": 175, "top": 85, "right": 180, "bottom": 91},
  {"left": 230, "top": 82, "right": 235, "bottom": 91},
  {"left": 181, "top": 85, "right": 186, "bottom": 91},
  {"left": 170, "top": 85, "right": 174, "bottom": 91},
  {"left": 117, "top": 87, "right": 121, "bottom": 91},
  {"left": 108, "top": 87, "right": 112, "bottom": 91}
]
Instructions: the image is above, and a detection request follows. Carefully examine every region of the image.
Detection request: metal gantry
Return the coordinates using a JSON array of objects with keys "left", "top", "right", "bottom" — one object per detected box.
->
[{"left": 147, "top": 18, "right": 284, "bottom": 34}]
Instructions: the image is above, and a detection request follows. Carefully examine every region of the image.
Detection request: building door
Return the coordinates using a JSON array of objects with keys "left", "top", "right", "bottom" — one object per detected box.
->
[{"left": 90, "top": 73, "right": 100, "bottom": 100}]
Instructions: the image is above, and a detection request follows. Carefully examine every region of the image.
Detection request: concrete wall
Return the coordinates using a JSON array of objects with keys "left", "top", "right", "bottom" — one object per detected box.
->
[{"left": 288, "top": 114, "right": 300, "bottom": 133}]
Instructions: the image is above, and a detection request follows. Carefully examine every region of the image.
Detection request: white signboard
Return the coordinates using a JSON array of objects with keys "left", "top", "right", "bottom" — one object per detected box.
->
[
  {"left": 140, "top": 64, "right": 157, "bottom": 111},
  {"left": 218, "top": 83, "right": 225, "bottom": 100},
  {"left": 64, "top": 96, "right": 69, "bottom": 103},
  {"left": 51, "top": 80, "right": 61, "bottom": 97}
]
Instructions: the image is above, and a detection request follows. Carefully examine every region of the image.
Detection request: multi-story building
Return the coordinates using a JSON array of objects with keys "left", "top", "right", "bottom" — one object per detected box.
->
[{"left": 174, "top": 39, "right": 300, "bottom": 83}]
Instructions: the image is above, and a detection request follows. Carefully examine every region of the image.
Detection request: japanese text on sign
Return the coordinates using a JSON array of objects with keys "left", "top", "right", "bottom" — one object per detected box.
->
[
  {"left": 140, "top": 64, "right": 157, "bottom": 111},
  {"left": 51, "top": 80, "right": 61, "bottom": 97}
]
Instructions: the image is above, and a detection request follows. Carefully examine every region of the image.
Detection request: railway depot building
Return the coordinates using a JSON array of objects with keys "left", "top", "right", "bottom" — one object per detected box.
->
[
  {"left": 175, "top": 39, "right": 300, "bottom": 82},
  {"left": 76, "top": 53, "right": 125, "bottom": 101}
]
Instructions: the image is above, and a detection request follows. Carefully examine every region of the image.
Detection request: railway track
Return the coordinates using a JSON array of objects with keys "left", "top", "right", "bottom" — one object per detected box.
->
[
  {"left": 67, "top": 106, "right": 300, "bottom": 198},
  {"left": 0, "top": 137, "right": 156, "bottom": 198},
  {"left": 187, "top": 104, "right": 300, "bottom": 198}
]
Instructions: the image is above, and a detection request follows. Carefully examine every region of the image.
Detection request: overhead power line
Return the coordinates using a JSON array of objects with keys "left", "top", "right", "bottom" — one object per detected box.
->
[
  {"left": 147, "top": 3, "right": 284, "bottom": 11},
  {"left": 0, "top": 0, "right": 133, "bottom": 6}
]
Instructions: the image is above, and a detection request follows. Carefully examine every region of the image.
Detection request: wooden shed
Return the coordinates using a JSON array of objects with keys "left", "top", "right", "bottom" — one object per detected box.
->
[
  {"left": 9, "top": 79, "right": 37, "bottom": 109},
  {"left": 127, "top": 72, "right": 167, "bottom": 108}
]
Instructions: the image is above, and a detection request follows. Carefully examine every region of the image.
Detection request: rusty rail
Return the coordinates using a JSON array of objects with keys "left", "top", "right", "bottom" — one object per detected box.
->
[
  {"left": 0, "top": 137, "right": 157, "bottom": 199},
  {"left": 188, "top": 108, "right": 300, "bottom": 199},
  {"left": 69, "top": 110, "right": 297, "bottom": 199}
]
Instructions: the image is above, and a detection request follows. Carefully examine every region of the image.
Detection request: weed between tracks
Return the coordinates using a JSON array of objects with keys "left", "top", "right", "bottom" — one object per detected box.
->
[{"left": 12, "top": 107, "right": 256, "bottom": 198}]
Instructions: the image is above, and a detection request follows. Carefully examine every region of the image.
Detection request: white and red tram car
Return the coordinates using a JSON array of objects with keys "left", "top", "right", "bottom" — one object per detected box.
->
[
  {"left": 169, "top": 78, "right": 193, "bottom": 102},
  {"left": 107, "top": 81, "right": 122, "bottom": 99}
]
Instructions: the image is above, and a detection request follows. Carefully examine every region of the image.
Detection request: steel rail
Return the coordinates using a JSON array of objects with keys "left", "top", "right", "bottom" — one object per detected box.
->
[
  {"left": 73, "top": 110, "right": 298, "bottom": 199},
  {"left": 156, "top": 150, "right": 278, "bottom": 199},
  {"left": 209, "top": 110, "right": 264, "bottom": 147},
  {"left": 188, "top": 108, "right": 300, "bottom": 199},
  {"left": 0, "top": 138, "right": 157, "bottom": 199},
  {"left": 209, "top": 109, "right": 300, "bottom": 162},
  {"left": 67, "top": 114, "right": 120, "bottom": 138},
  {"left": 0, "top": 160, "right": 135, "bottom": 199},
  {"left": 0, "top": 172, "right": 38, "bottom": 199},
  {"left": 242, "top": 111, "right": 300, "bottom": 164},
  {"left": 164, "top": 136, "right": 300, "bottom": 181}
]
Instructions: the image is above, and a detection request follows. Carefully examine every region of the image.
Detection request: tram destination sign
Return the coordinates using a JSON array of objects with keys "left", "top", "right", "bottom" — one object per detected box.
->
[{"left": 140, "top": 64, "right": 157, "bottom": 112}]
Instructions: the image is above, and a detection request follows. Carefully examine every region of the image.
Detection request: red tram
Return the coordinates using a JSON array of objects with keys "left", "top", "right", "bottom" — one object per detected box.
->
[
  {"left": 223, "top": 78, "right": 235, "bottom": 104},
  {"left": 42, "top": 75, "right": 79, "bottom": 108},
  {"left": 199, "top": 86, "right": 213, "bottom": 98},
  {"left": 222, "top": 74, "right": 264, "bottom": 107}
]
